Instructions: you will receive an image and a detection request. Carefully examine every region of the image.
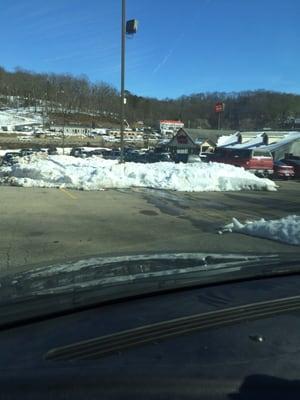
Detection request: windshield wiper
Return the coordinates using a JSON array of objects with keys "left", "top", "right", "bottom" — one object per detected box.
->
[
  {"left": 46, "top": 295, "right": 300, "bottom": 361},
  {"left": 0, "top": 252, "right": 299, "bottom": 329},
  {"left": 0, "top": 253, "right": 282, "bottom": 301}
]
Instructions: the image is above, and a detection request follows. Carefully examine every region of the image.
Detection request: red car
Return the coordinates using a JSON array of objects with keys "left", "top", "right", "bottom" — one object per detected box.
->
[
  {"left": 283, "top": 157, "right": 300, "bottom": 178},
  {"left": 211, "top": 148, "right": 274, "bottom": 177},
  {"left": 273, "top": 161, "right": 295, "bottom": 179}
]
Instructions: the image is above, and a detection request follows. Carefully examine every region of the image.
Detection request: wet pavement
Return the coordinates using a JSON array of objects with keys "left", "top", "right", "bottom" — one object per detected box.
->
[{"left": 0, "top": 181, "right": 299, "bottom": 275}]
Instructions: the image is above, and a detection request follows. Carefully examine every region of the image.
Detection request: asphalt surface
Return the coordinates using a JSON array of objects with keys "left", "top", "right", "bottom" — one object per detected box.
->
[{"left": 0, "top": 181, "right": 299, "bottom": 275}]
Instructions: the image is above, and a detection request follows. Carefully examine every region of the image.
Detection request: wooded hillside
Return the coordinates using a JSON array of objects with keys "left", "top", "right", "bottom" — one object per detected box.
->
[{"left": 1, "top": 66, "right": 300, "bottom": 130}]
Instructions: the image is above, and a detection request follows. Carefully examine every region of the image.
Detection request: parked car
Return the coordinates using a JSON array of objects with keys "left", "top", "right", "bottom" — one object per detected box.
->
[
  {"left": 47, "top": 146, "right": 58, "bottom": 155},
  {"left": 70, "top": 147, "right": 85, "bottom": 157},
  {"left": 211, "top": 148, "right": 274, "bottom": 177},
  {"left": 124, "top": 151, "right": 147, "bottom": 163},
  {"left": 19, "top": 148, "right": 34, "bottom": 157},
  {"left": 187, "top": 154, "right": 201, "bottom": 163},
  {"left": 82, "top": 151, "right": 94, "bottom": 158},
  {"left": 283, "top": 156, "right": 300, "bottom": 178},
  {"left": 124, "top": 150, "right": 137, "bottom": 161},
  {"left": 174, "top": 153, "right": 189, "bottom": 163},
  {"left": 273, "top": 160, "right": 295, "bottom": 179},
  {"left": 31, "top": 147, "right": 46, "bottom": 154},
  {"left": 146, "top": 151, "right": 172, "bottom": 163},
  {"left": 1, "top": 152, "right": 20, "bottom": 165},
  {"left": 89, "top": 149, "right": 106, "bottom": 157},
  {"left": 102, "top": 150, "right": 120, "bottom": 160}
]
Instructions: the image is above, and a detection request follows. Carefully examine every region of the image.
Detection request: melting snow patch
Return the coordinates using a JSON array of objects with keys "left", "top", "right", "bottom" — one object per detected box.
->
[
  {"left": 222, "top": 215, "right": 300, "bottom": 245},
  {"left": 0, "top": 154, "right": 277, "bottom": 192}
]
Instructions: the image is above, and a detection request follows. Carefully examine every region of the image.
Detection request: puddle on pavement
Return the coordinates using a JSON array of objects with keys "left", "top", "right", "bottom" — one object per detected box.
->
[
  {"left": 139, "top": 210, "right": 159, "bottom": 216},
  {"left": 141, "top": 189, "right": 190, "bottom": 216},
  {"left": 29, "top": 231, "right": 44, "bottom": 236},
  {"left": 199, "top": 200, "right": 232, "bottom": 210},
  {"left": 179, "top": 216, "right": 221, "bottom": 232}
]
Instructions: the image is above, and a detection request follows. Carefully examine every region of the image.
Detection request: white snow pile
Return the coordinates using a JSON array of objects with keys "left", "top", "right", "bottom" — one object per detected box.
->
[
  {"left": 0, "top": 154, "right": 277, "bottom": 192},
  {"left": 0, "top": 108, "right": 42, "bottom": 127},
  {"left": 222, "top": 215, "right": 300, "bottom": 245}
]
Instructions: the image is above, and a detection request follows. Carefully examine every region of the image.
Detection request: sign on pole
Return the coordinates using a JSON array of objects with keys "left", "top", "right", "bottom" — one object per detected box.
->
[
  {"left": 215, "top": 102, "right": 225, "bottom": 130},
  {"left": 215, "top": 102, "right": 225, "bottom": 113}
]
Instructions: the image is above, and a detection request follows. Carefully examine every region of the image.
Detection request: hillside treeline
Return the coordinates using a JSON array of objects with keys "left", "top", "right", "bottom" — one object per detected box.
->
[{"left": 1, "top": 66, "right": 300, "bottom": 130}]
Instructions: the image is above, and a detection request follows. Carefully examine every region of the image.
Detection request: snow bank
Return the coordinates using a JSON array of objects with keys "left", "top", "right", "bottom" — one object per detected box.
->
[
  {"left": 222, "top": 215, "right": 300, "bottom": 245},
  {"left": 0, "top": 154, "right": 277, "bottom": 192}
]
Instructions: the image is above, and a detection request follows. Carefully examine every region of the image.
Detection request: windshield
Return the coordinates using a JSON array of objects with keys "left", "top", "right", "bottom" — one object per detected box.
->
[{"left": 0, "top": 0, "right": 299, "bottom": 322}]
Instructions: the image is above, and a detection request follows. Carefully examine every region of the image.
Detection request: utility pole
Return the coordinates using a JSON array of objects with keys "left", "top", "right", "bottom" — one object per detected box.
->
[
  {"left": 120, "top": 0, "right": 138, "bottom": 162},
  {"left": 59, "top": 89, "right": 65, "bottom": 155},
  {"left": 218, "top": 112, "right": 221, "bottom": 130},
  {"left": 120, "top": 0, "right": 126, "bottom": 162},
  {"left": 62, "top": 109, "right": 66, "bottom": 155}
]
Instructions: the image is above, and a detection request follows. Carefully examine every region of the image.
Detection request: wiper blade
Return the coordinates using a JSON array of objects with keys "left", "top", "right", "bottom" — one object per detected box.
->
[
  {"left": 0, "top": 253, "right": 280, "bottom": 301},
  {"left": 0, "top": 252, "right": 299, "bottom": 329}
]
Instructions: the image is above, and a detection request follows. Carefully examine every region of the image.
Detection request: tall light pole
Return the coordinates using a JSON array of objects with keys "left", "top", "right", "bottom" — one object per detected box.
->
[
  {"left": 59, "top": 89, "right": 65, "bottom": 155},
  {"left": 120, "top": 0, "right": 126, "bottom": 162},
  {"left": 120, "top": 0, "right": 138, "bottom": 162}
]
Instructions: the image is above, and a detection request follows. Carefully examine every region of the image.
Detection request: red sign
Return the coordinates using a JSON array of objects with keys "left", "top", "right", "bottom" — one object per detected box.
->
[{"left": 215, "top": 102, "right": 224, "bottom": 113}]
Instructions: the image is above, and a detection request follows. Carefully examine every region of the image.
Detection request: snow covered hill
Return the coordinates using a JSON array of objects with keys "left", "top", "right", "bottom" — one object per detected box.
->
[{"left": 0, "top": 107, "right": 43, "bottom": 130}]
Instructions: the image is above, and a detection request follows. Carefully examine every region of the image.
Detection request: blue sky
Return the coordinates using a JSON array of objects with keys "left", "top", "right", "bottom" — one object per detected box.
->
[{"left": 0, "top": 0, "right": 299, "bottom": 98}]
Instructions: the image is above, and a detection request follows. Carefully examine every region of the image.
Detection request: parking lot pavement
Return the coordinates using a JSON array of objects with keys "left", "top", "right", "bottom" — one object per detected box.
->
[{"left": 0, "top": 182, "right": 299, "bottom": 275}]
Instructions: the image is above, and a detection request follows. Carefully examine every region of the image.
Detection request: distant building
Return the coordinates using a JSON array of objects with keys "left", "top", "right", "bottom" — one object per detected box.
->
[
  {"left": 219, "top": 130, "right": 300, "bottom": 161},
  {"left": 240, "top": 131, "right": 286, "bottom": 144},
  {"left": 15, "top": 123, "right": 40, "bottom": 132},
  {"left": 50, "top": 125, "right": 92, "bottom": 135},
  {"left": 108, "top": 129, "right": 144, "bottom": 142},
  {"left": 166, "top": 128, "right": 234, "bottom": 162},
  {"left": 159, "top": 120, "right": 184, "bottom": 136},
  {"left": 258, "top": 133, "right": 300, "bottom": 161}
]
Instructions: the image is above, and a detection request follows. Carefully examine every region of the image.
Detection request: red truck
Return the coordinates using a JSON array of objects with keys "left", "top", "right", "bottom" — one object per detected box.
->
[{"left": 210, "top": 148, "right": 274, "bottom": 177}]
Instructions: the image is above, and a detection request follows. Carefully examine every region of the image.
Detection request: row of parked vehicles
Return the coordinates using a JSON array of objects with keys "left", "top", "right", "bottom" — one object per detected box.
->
[
  {"left": 70, "top": 147, "right": 172, "bottom": 163},
  {"left": 1, "top": 147, "right": 58, "bottom": 166},
  {"left": 206, "top": 147, "right": 300, "bottom": 179}
]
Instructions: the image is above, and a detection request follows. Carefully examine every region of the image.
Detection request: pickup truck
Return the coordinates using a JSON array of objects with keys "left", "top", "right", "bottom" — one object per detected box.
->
[{"left": 210, "top": 148, "right": 274, "bottom": 177}]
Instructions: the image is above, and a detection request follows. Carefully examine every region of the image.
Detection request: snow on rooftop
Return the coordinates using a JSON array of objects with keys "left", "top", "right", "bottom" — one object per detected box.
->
[
  {"left": 0, "top": 154, "right": 276, "bottom": 192},
  {"left": 221, "top": 215, "right": 300, "bottom": 245},
  {"left": 258, "top": 132, "right": 300, "bottom": 152},
  {"left": 218, "top": 131, "right": 300, "bottom": 152},
  {"left": 229, "top": 133, "right": 266, "bottom": 149},
  {"left": 217, "top": 132, "right": 240, "bottom": 147}
]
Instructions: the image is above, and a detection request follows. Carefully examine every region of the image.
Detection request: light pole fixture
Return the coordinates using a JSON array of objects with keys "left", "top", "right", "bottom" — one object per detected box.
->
[{"left": 120, "top": 0, "right": 138, "bottom": 162}]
